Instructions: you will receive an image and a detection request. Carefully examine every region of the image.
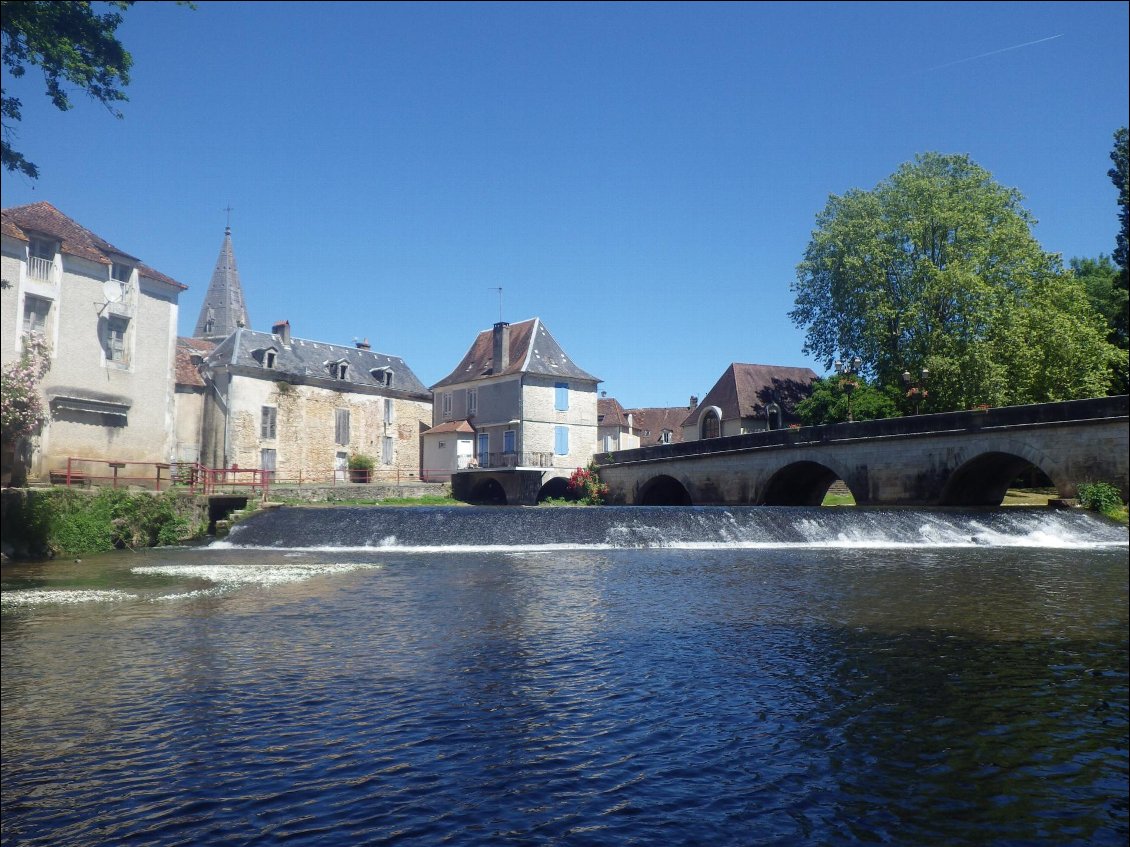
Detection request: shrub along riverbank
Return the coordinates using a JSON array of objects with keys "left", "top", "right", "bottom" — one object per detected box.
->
[{"left": 0, "top": 488, "right": 209, "bottom": 561}]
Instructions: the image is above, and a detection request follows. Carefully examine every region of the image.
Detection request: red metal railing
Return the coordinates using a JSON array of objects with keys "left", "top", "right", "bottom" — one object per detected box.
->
[{"left": 50, "top": 458, "right": 271, "bottom": 498}]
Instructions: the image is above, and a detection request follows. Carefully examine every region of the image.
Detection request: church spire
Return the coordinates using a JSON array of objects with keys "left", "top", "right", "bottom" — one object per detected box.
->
[{"left": 193, "top": 220, "right": 249, "bottom": 340}]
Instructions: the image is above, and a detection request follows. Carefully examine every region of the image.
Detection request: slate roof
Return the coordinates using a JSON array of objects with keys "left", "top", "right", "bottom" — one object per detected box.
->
[
  {"left": 175, "top": 337, "right": 216, "bottom": 388},
  {"left": 683, "top": 363, "right": 818, "bottom": 427},
  {"left": 432, "top": 317, "right": 600, "bottom": 389},
  {"left": 1, "top": 202, "right": 186, "bottom": 290},
  {"left": 628, "top": 406, "right": 692, "bottom": 446},
  {"left": 205, "top": 327, "right": 431, "bottom": 398},
  {"left": 193, "top": 227, "right": 249, "bottom": 340}
]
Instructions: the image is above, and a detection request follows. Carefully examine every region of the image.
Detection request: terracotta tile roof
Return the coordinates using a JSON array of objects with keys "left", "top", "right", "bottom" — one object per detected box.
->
[
  {"left": 175, "top": 337, "right": 215, "bottom": 387},
  {"left": 424, "top": 420, "right": 476, "bottom": 435},
  {"left": 1, "top": 202, "right": 186, "bottom": 290},
  {"left": 598, "top": 397, "right": 629, "bottom": 427},
  {"left": 432, "top": 317, "right": 600, "bottom": 389},
  {"left": 683, "top": 363, "right": 818, "bottom": 428},
  {"left": 627, "top": 406, "right": 692, "bottom": 446}
]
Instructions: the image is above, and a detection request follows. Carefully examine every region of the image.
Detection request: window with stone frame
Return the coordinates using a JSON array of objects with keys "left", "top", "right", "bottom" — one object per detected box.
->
[
  {"left": 335, "top": 408, "right": 350, "bottom": 446},
  {"left": 261, "top": 406, "right": 277, "bottom": 439},
  {"left": 382, "top": 436, "right": 394, "bottom": 465},
  {"left": 22, "top": 295, "right": 51, "bottom": 335},
  {"left": 104, "top": 316, "right": 129, "bottom": 365}
]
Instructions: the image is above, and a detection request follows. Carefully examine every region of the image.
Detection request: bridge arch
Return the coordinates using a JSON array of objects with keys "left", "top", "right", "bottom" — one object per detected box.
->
[
  {"left": 760, "top": 460, "right": 855, "bottom": 506},
  {"left": 536, "top": 476, "right": 574, "bottom": 503},
  {"left": 468, "top": 477, "right": 508, "bottom": 505},
  {"left": 638, "top": 474, "right": 693, "bottom": 505},
  {"left": 939, "top": 450, "right": 1059, "bottom": 507}
]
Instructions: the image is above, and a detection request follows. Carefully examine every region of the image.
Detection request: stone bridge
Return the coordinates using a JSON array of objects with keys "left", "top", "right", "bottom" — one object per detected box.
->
[{"left": 593, "top": 397, "right": 1129, "bottom": 507}]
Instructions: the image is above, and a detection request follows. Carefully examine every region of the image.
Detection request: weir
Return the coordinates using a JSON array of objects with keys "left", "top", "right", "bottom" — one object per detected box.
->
[{"left": 220, "top": 506, "right": 1128, "bottom": 551}]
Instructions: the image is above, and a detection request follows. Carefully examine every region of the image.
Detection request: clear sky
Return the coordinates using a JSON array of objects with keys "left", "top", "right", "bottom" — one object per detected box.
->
[{"left": 2, "top": 1, "right": 1127, "bottom": 408}]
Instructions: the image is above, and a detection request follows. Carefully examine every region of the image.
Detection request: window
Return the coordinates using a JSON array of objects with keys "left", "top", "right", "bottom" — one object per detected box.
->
[
  {"left": 369, "top": 366, "right": 393, "bottom": 387},
  {"left": 468, "top": 389, "right": 478, "bottom": 416},
  {"left": 261, "top": 406, "right": 277, "bottom": 439},
  {"left": 265, "top": 350, "right": 277, "bottom": 369},
  {"left": 442, "top": 393, "right": 452, "bottom": 420},
  {"left": 478, "top": 432, "right": 489, "bottom": 462},
  {"left": 335, "top": 408, "right": 350, "bottom": 446},
  {"left": 111, "top": 262, "right": 132, "bottom": 283},
  {"left": 382, "top": 436, "right": 394, "bottom": 465},
  {"left": 555, "top": 425, "right": 569, "bottom": 456},
  {"left": 29, "top": 237, "right": 55, "bottom": 260},
  {"left": 383, "top": 398, "right": 393, "bottom": 424},
  {"left": 334, "top": 361, "right": 348, "bottom": 379},
  {"left": 660, "top": 429, "right": 672, "bottom": 444},
  {"left": 28, "top": 238, "right": 55, "bottom": 281},
  {"left": 503, "top": 429, "right": 516, "bottom": 454},
  {"left": 555, "top": 382, "right": 569, "bottom": 411},
  {"left": 22, "top": 295, "right": 50, "bottom": 335},
  {"left": 701, "top": 410, "right": 721, "bottom": 439},
  {"left": 603, "top": 435, "right": 614, "bottom": 452},
  {"left": 105, "top": 316, "right": 129, "bottom": 364}
]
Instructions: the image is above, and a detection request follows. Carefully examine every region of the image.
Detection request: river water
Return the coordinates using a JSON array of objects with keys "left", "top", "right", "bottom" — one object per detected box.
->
[{"left": 2, "top": 506, "right": 1127, "bottom": 846}]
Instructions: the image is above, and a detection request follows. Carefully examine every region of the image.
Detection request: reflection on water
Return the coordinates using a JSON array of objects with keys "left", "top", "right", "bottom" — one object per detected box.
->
[{"left": 2, "top": 533, "right": 1127, "bottom": 846}]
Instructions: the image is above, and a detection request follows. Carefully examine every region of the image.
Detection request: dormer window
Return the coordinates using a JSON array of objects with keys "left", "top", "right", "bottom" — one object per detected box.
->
[
  {"left": 328, "top": 359, "right": 348, "bottom": 380},
  {"left": 111, "top": 262, "right": 132, "bottom": 283},
  {"left": 27, "top": 237, "right": 57, "bottom": 282},
  {"left": 369, "top": 366, "right": 393, "bottom": 387},
  {"left": 265, "top": 350, "right": 277, "bottom": 369}
]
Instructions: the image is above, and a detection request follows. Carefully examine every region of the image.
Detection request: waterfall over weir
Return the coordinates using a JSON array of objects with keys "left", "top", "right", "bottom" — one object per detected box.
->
[{"left": 219, "top": 506, "right": 1128, "bottom": 552}]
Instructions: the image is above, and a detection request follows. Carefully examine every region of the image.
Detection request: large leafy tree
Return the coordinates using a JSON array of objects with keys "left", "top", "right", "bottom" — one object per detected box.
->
[
  {"left": 1, "top": 0, "right": 135, "bottom": 179},
  {"left": 1111, "top": 127, "right": 1128, "bottom": 276},
  {"left": 790, "top": 152, "right": 1117, "bottom": 411}
]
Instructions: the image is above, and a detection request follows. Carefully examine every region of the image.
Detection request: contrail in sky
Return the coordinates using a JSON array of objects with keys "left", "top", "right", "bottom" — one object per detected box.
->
[{"left": 925, "top": 34, "right": 1063, "bottom": 72}]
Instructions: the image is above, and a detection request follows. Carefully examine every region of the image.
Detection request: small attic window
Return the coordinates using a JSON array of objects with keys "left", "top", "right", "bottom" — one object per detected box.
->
[
  {"left": 370, "top": 366, "right": 393, "bottom": 387},
  {"left": 251, "top": 347, "right": 278, "bottom": 369},
  {"left": 111, "top": 262, "right": 132, "bottom": 282},
  {"left": 329, "top": 360, "right": 348, "bottom": 379},
  {"left": 265, "top": 350, "right": 277, "bottom": 369}
]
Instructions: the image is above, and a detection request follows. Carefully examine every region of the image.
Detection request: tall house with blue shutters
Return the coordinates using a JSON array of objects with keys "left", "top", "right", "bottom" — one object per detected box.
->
[{"left": 424, "top": 319, "right": 600, "bottom": 481}]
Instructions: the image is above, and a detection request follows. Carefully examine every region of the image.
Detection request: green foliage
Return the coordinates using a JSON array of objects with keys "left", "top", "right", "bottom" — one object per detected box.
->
[
  {"left": 794, "top": 376, "right": 901, "bottom": 425},
  {"left": 1, "top": 333, "right": 50, "bottom": 441},
  {"left": 347, "top": 453, "right": 375, "bottom": 471},
  {"left": 567, "top": 462, "right": 609, "bottom": 505},
  {"left": 5, "top": 488, "right": 200, "bottom": 559},
  {"left": 1069, "top": 255, "right": 1128, "bottom": 393},
  {"left": 1111, "top": 127, "right": 1128, "bottom": 274},
  {"left": 790, "top": 152, "right": 1120, "bottom": 411},
  {"left": 1076, "top": 482, "right": 1124, "bottom": 518}
]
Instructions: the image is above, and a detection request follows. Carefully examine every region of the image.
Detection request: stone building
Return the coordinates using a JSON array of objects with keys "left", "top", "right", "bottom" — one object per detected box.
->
[
  {"left": 427, "top": 318, "right": 600, "bottom": 503},
  {"left": 596, "top": 396, "right": 640, "bottom": 454},
  {"left": 1, "top": 202, "right": 186, "bottom": 483},
  {"left": 682, "top": 362, "right": 818, "bottom": 441},
  {"left": 199, "top": 320, "right": 432, "bottom": 482}
]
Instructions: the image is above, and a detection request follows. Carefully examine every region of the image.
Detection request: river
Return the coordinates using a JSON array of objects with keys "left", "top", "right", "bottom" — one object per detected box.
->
[{"left": 2, "top": 506, "right": 1127, "bottom": 846}]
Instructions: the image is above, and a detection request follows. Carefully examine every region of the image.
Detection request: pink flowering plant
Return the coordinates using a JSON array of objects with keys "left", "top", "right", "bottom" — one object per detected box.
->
[
  {"left": 567, "top": 461, "right": 609, "bottom": 505},
  {"left": 1, "top": 333, "right": 51, "bottom": 441}
]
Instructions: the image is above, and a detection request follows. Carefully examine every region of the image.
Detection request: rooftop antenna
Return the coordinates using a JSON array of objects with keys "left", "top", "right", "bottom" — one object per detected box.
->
[{"left": 490, "top": 286, "right": 503, "bottom": 323}]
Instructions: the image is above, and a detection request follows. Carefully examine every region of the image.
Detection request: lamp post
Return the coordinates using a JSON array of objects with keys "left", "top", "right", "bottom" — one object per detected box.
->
[
  {"left": 901, "top": 367, "right": 929, "bottom": 415},
  {"left": 834, "top": 356, "right": 862, "bottom": 422}
]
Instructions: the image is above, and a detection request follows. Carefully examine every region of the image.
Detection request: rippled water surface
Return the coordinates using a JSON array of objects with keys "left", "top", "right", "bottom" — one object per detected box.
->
[{"left": 2, "top": 510, "right": 1127, "bottom": 846}]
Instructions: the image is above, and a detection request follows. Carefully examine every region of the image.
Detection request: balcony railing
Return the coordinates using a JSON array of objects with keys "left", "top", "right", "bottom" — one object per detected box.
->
[
  {"left": 28, "top": 256, "right": 54, "bottom": 282},
  {"left": 476, "top": 451, "right": 555, "bottom": 469}
]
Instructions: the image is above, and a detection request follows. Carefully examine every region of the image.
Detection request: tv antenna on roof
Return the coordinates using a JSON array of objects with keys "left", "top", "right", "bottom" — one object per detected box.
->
[{"left": 490, "top": 286, "right": 502, "bottom": 323}]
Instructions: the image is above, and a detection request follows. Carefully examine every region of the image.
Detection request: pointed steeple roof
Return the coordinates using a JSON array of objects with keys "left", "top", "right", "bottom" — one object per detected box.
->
[{"left": 193, "top": 225, "right": 249, "bottom": 340}]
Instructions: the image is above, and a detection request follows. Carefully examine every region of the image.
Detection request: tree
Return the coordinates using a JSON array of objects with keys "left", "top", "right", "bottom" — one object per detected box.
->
[
  {"left": 790, "top": 152, "right": 1118, "bottom": 411},
  {"left": 1, "top": 0, "right": 135, "bottom": 179},
  {"left": 1069, "top": 255, "right": 1128, "bottom": 393},
  {"left": 1111, "top": 127, "right": 1128, "bottom": 275},
  {"left": 793, "top": 376, "right": 901, "bottom": 426}
]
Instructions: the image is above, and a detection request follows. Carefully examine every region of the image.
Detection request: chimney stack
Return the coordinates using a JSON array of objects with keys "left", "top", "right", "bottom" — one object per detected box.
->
[
  {"left": 272, "top": 320, "right": 291, "bottom": 345},
  {"left": 689, "top": 395, "right": 699, "bottom": 409},
  {"left": 492, "top": 321, "right": 511, "bottom": 372},
  {"left": 355, "top": 338, "right": 371, "bottom": 350}
]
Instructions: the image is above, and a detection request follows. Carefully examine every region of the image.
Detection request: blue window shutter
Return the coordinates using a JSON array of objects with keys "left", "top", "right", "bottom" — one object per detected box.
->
[
  {"left": 555, "top": 382, "right": 569, "bottom": 411},
  {"left": 555, "top": 425, "right": 569, "bottom": 455}
]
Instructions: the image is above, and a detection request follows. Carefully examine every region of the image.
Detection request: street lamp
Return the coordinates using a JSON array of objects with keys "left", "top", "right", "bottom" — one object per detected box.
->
[
  {"left": 901, "top": 367, "right": 929, "bottom": 415},
  {"left": 834, "top": 356, "right": 862, "bottom": 422}
]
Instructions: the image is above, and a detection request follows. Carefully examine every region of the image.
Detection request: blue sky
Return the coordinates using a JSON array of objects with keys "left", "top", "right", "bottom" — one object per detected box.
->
[{"left": 2, "top": 1, "right": 1127, "bottom": 408}]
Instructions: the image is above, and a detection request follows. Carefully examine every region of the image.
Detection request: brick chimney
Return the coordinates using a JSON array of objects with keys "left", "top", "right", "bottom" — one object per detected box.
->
[
  {"left": 355, "top": 338, "right": 371, "bottom": 350},
  {"left": 272, "top": 320, "right": 291, "bottom": 345},
  {"left": 492, "top": 321, "right": 510, "bottom": 372}
]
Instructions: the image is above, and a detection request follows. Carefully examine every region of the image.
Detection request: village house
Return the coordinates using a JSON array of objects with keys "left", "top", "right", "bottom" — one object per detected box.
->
[
  {"left": 596, "top": 395, "right": 640, "bottom": 454},
  {"left": 628, "top": 403, "right": 694, "bottom": 448},
  {"left": 1, "top": 202, "right": 186, "bottom": 484},
  {"left": 682, "top": 362, "right": 818, "bottom": 441},
  {"left": 426, "top": 318, "right": 600, "bottom": 502}
]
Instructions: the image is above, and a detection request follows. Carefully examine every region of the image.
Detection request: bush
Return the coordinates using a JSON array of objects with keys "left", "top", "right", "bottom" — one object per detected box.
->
[{"left": 1077, "top": 482, "right": 1124, "bottom": 516}]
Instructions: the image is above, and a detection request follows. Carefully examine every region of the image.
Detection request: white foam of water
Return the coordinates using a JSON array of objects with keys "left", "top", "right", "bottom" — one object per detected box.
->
[
  {"left": 0, "top": 589, "right": 137, "bottom": 607},
  {"left": 131, "top": 562, "right": 381, "bottom": 586}
]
